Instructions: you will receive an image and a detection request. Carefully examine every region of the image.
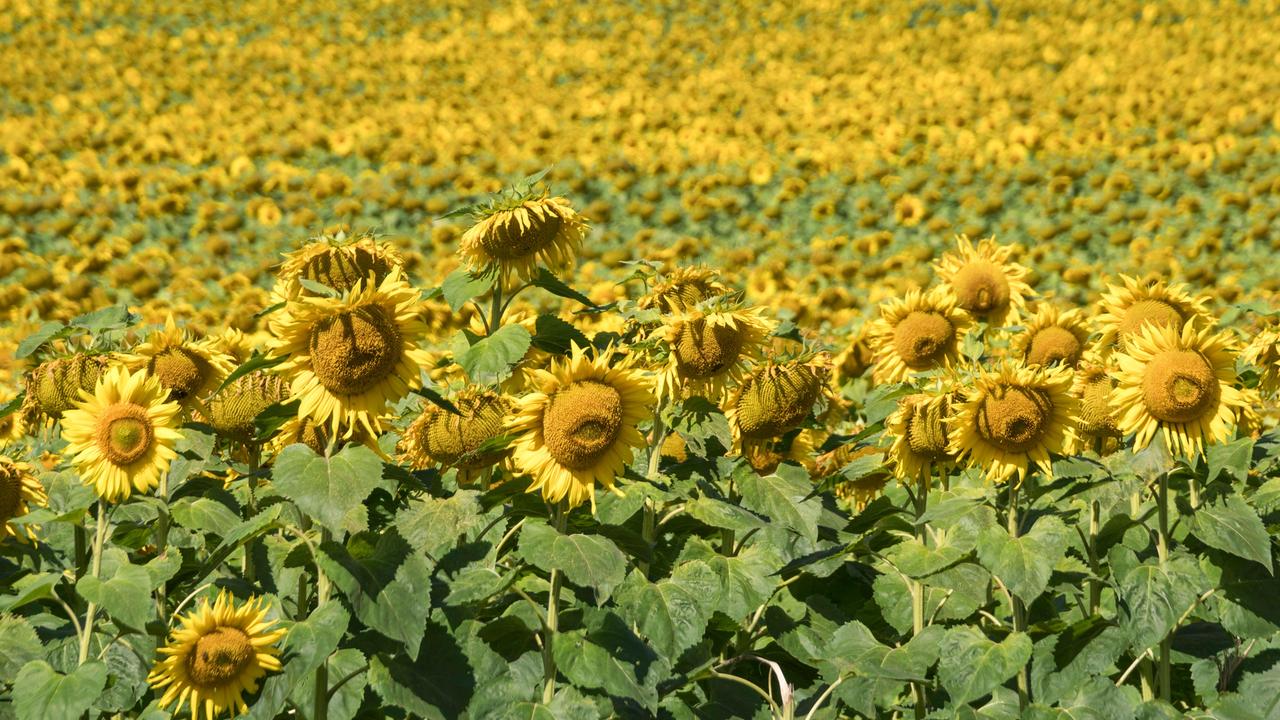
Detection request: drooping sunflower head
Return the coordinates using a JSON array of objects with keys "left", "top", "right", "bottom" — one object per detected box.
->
[
  {"left": 869, "top": 286, "right": 972, "bottom": 384},
  {"left": 459, "top": 194, "right": 588, "bottom": 282},
  {"left": 654, "top": 304, "right": 775, "bottom": 403},
  {"left": 831, "top": 325, "right": 875, "bottom": 386},
  {"left": 637, "top": 266, "right": 731, "bottom": 314},
  {"left": 125, "top": 315, "right": 235, "bottom": 406},
  {"left": 932, "top": 234, "right": 1033, "bottom": 325},
  {"left": 949, "top": 362, "right": 1078, "bottom": 484},
  {"left": 1241, "top": 325, "right": 1280, "bottom": 397},
  {"left": 61, "top": 366, "right": 183, "bottom": 502},
  {"left": 197, "top": 372, "right": 290, "bottom": 445},
  {"left": 148, "top": 591, "right": 287, "bottom": 720},
  {"left": 268, "top": 268, "right": 432, "bottom": 439},
  {"left": 276, "top": 229, "right": 404, "bottom": 295},
  {"left": 400, "top": 389, "right": 513, "bottom": 483},
  {"left": 742, "top": 429, "right": 818, "bottom": 476},
  {"left": 1011, "top": 305, "right": 1091, "bottom": 368},
  {"left": 887, "top": 390, "right": 956, "bottom": 484},
  {"left": 507, "top": 344, "right": 654, "bottom": 511},
  {"left": 24, "top": 352, "right": 113, "bottom": 420},
  {"left": 1072, "top": 353, "right": 1121, "bottom": 443},
  {"left": 726, "top": 355, "right": 831, "bottom": 447},
  {"left": 1094, "top": 275, "right": 1212, "bottom": 351},
  {"left": 1111, "top": 321, "right": 1247, "bottom": 457},
  {"left": 0, "top": 456, "right": 48, "bottom": 543}
]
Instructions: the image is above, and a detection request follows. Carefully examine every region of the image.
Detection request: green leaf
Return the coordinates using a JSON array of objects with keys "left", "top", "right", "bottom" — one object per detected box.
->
[
  {"left": 367, "top": 654, "right": 448, "bottom": 719},
  {"left": 532, "top": 267, "right": 597, "bottom": 308},
  {"left": 552, "top": 624, "right": 658, "bottom": 711},
  {"left": 976, "top": 516, "right": 1069, "bottom": 602},
  {"left": 395, "top": 490, "right": 484, "bottom": 559},
  {"left": 13, "top": 660, "right": 109, "bottom": 720},
  {"left": 459, "top": 323, "right": 531, "bottom": 385},
  {"left": 937, "top": 627, "right": 1033, "bottom": 706},
  {"left": 197, "top": 504, "right": 284, "bottom": 581},
  {"left": 70, "top": 305, "right": 135, "bottom": 333},
  {"left": 0, "top": 572, "right": 60, "bottom": 613},
  {"left": 253, "top": 399, "right": 300, "bottom": 441},
  {"left": 0, "top": 614, "right": 43, "bottom": 677},
  {"left": 298, "top": 277, "right": 340, "bottom": 297},
  {"left": 680, "top": 538, "right": 779, "bottom": 622},
  {"left": 1190, "top": 494, "right": 1273, "bottom": 572},
  {"left": 530, "top": 314, "right": 591, "bottom": 356},
  {"left": 272, "top": 443, "right": 388, "bottom": 532},
  {"left": 684, "top": 497, "right": 768, "bottom": 533},
  {"left": 412, "top": 385, "right": 462, "bottom": 415},
  {"left": 442, "top": 268, "right": 493, "bottom": 311},
  {"left": 614, "top": 561, "right": 721, "bottom": 658},
  {"left": 0, "top": 392, "right": 25, "bottom": 420},
  {"left": 889, "top": 535, "right": 971, "bottom": 579},
  {"left": 214, "top": 351, "right": 287, "bottom": 394},
  {"left": 170, "top": 497, "right": 242, "bottom": 536},
  {"left": 317, "top": 535, "right": 432, "bottom": 658},
  {"left": 518, "top": 522, "right": 627, "bottom": 602},
  {"left": 245, "top": 601, "right": 350, "bottom": 720},
  {"left": 1206, "top": 438, "right": 1254, "bottom": 485},
  {"left": 253, "top": 300, "right": 286, "bottom": 319},
  {"left": 16, "top": 321, "right": 73, "bottom": 359},
  {"left": 1117, "top": 559, "right": 1198, "bottom": 651},
  {"left": 737, "top": 465, "right": 822, "bottom": 543},
  {"left": 75, "top": 548, "right": 154, "bottom": 629}
]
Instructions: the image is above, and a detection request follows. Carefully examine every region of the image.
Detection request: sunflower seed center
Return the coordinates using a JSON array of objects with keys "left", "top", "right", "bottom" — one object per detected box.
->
[
  {"left": 187, "top": 626, "right": 255, "bottom": 688},
  {"left": 151, "top": 347, "right": 206, "bottom": 400},
  {"left": 893, "top": 311, "right": 953, "bottom": 368},
  {"left": 96, "top": 404, "right": 154, "bottom": 466},
  {"left": 977, "top": 386, "right": 1051, "bottom": 452},
  {"left": 1142, "top": 350, "right": 1219, "bottom": 423},
  {"left": 543, "top": 381, "right": 623, "bottom": 470},
  {"left": 1119, "top": 299, "right": 1182, "bottom": 339},
  {"left": 952, "top": 261, "right": 1010, "bottom": 314},
  {"left": 309, "top": 305, "right": 404, "bottom": 396},
  {"left": 674, "top": 319, "right": 746, "bottom": 378},
  {"left": 1026, "top": 326, "right": 1082, "bottom": 367}
]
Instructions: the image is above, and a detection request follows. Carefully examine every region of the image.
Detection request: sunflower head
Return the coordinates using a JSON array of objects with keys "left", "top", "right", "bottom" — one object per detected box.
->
[
  {"left": 25, "top": 353, "right": 111, "bottom": 420},
  {"left": 1111, "top": 322, "right": 1246, "bottom": 457},
  {"left": 742, "top": 430, "right": 817, "bottom": 476},
  {"left": 400, "top": 389, "right": 512, "bottom": 481},
  {"left": 1094, "top": 275, "right": 1211, "bottom": 351},
  {"left": 0, "top": 456, "right": 48, "bottom": 543},
  {"left": 459, "top": 193, "right": 587, "bottom": 282},
  {"left": 125, "top": 315, "right": 234, "bottom": 405},
  {"left": 869, "top": 286, "right": 972, "bottom": 384},
  {"left": 1241, "top": 326, "right": 1280, "bottom": 397},
  {"left": 61, "top": 366, "right": 184, "bottom": 502},
  {"left": 888, "top": 391, "right": 955, "bottom": 483},
  {"left": 655, "top": 304, "right": 775, "bottom": 403},
  {"left": 637, "top": 266, "right": 731, "bottom": 313},
  {"left": 199, "top": 372, "right": 290, "bottom": 444},
  {"left": 932, "top": 234, "right": 1033, "bottom": 325},
  {"left": 949, "top": 362, "right": 1077, "bottom": 484},
  {"left": 507, "top": 344, "right": 654, "bottom": 511},
  {"left": 1073, "top": 354, "right": 1120, "bottom": 441},
  {"left": 729, "top": 355, "right": 830, "bottom": 443},
  {"left": 832, "top": 327, "right": 875, "bottom": 385},
  {"left": 148, "top": 591, "right": 287, "bottom": 720},
  {"left": 1013, "top": 305, "right": 1091, "bottom": 368},
  {"left": 277, "top": 229, "right": 403, "bottom": 295}
]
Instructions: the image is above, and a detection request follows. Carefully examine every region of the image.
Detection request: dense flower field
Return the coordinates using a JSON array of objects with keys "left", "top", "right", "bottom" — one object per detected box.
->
[{"left": 2, "top": 1, "right": 1280, "bottom": 718}]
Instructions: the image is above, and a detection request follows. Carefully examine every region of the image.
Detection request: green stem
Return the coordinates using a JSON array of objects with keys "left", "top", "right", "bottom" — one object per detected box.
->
[
  {"left": 542, "top": 501, "right": 568, "bottom": 704},
  {"left": 1088, "top": 499, "right": 1101, "bottom": 615},
  {"left": 488, "top": 274, "right": 505, "bottom": 336},
  {"left": 1155, "top": 472, "right": 1171, "bottom": 701},
  {"left": 1008, "top": 484, "right": 1030, "bottom": 712},
  {"left": 155, "top": 469, "right": 171, "bottom": 629},
  {"left": 314, "top": 526, "right": 333, "bottom": 720},
  {"left": 640, "top": 410, "right": 665, "bottom": 578},
  {"left": 911, "top": 474, "right": 930, "bottom": 719},
  {"left": 78, "top": 503, "right": 109, "bottom": 665},
  {"left": 241, "top": 445, "right": 261, "bottom": 582},
  {"left": 721, "top": 479, "right": 737, "bottom": 556},
  {"left": 74, "top": 524, "right": 87, "bottom": 580}
]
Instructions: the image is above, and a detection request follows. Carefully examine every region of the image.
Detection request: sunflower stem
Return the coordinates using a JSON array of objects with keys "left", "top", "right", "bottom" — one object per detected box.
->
[
  {"left": 488, "top": 274, "right": 505, "bottom": 336},
  {"left": 1007, "top": 484, "right": 1030, "bottom": 712},
  {"left": 74, "top": 524, "right": 87, "bottom": 580},
  {"left": 1087, "top": 498, "right": 1102, "bottom": 615},
  {"left": 910, "top": 473, "right": 930, "bottom": 719},
  {"left": 640, "top": 409, "right": 665, "bottom": 579},
  {"left": 78, "top": 502, "right": 110, "bottom": 666},
  {"left": 241, "top": 444, "right": 261, "bottom": 582},
  {"left": 154, "top": 468, "right": 170, "bottom": 630},
  {"left": 1155, "top": 472, "right": 1172, "bottom": 701},
  {"left": 542, "top": 501, "right": 568, "bottom": 704},
  {"left": 314, "top": 525, "right": 333, "bottom": 720}
]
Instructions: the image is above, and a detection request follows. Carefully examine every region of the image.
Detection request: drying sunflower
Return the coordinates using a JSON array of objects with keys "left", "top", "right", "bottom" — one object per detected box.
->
[
  {"left": 459, "top": 192, "right": 588, "bottom": 282},
  {"left": 1011, "top": 305, "right": 1091, "bottom": 368},
  {"left": 869, "top": 286, "right": 972, "bottom": 384},
  {"left": 148, "top": 591, "right": 286, "bottom": 720},
  {"left": 1241, "top": 324, "right": 1280, "bottom": 397},
  {"left": 1070, "top": 352, "right": 1122, "bottom": 452},
  {"left": 61, "top": 366, "right": 183, "bottom": 502},
  {"left": 275, "top": 229, "right": 404, "bottom": 296},
  {"left": 1094, "top": 274, "right": 1212, "bottom": 351},
  {"left": 507, "top": 344, "right": 653, "bottom": 511},
  {"left": 125, "top": 315, "right": 234, "bottom": 407},
  {"left": 197, "top": 372, "right": 290, "bottom": 445},
  {"left": 653, "top": 303, "right": 775, "bottom": 403},
  {"left": 725, "top": 354, "right": 831, "bottom": 451},
  {"left": 1111, "top": 321, "right": 1247, "bottom": 457},
  {"left": 949, "top": 362, "right": 1078, "bottom": 484},
  {"left": 269, "top": 268, "right": 432, "bottom": 439},
  {"left": 400, "top": 388, "right": 513, "bottom": 483},
  {"left": 886, "top": 389, "right": 956, "bottom": 484},
  {"left": 637, "top": 266, "right": 731, "bottom": 313},
  {"left": 932, "top": 234, "right": 1033, "bottom": 327},
  {"left": 22, "top": 352, "right": 113, "bottom": 421},
  {"left": 0, "top": 456, "right": 48, "bottom": 543}
]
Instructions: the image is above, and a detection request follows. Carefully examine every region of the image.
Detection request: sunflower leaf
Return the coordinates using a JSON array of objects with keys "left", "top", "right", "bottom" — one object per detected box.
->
[
  {"left": 12, "top": 660, "right": 109, "bottom": 720},
  {"left": 75, "top": 548, "right": 153, "bottom": 629},
  {"left": 518, "top": 522, "right": 628, "bottom": 603},
  {"left": 253, "top": 399, "right": 301, "bottom": 442},
  {"left": 441, "top": 268, "right": 492, "bottom": 311},
  {"left": 297, "top": 278, "right": 340, "bottom": 297},
  {"left": 531, "top": 314, "right": 590, "bottom": 356},
  {"left": 411, "top": 386, "right": 462, "bottom": 416},
  {"left": 0, "top": 615, "right": 42, "bottom": 678},
  {"left": 1189, "top": 494, "right": 1272, "bottom": 572},
  {"left": 272, "top": 444, "right": 388, "bottom": 533},
  {"left": 532, "top": 267, "right": 597, "bottom": 308},
  {"left": 0, "top": 392, "right": 24, "bottom": 420},
  {"left": 15, "top": 321, "right": 73, "bottom": 359},
  {"left": 458, "top": 323, "right": 530, "bottom": 385},
  {"left": 975, "top": 515, "right": 1069, "bottom": 602},
  {"left": 936, "top": 627, "right": 1033, "bottom": 705}
]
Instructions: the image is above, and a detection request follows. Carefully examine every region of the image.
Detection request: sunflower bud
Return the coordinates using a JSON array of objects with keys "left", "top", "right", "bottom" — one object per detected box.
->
[
  {"left": 402, "top": 391, "right": 511, "bottom": 476},
  {"left": 26, "top": 354, "right": 110, "bottom": 419},
  {"left": 201, "top": 372, "right": 290, "bottom": 443},
  {"left": 734, "top": 360, "right": 828, "bottom": 440}
]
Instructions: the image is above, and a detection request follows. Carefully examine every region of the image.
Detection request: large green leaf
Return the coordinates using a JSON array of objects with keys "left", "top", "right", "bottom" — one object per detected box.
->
[
  {"left": 272, "top": 443, "right": 387, "bottom": 532},
  {"left": 13, "top": 660, "right": 109, "bottom": 720},
  {"left": 395, "top": 489, "right": 484, "bottom": 559},
  {"left": 517, "top": 522, "right": 627, "bottom": 602},
  {"left": 75, "top": 548, "right": 153, "bottom": 629},
  {"left": 0, "top": 614, "right": 42, "bottom": 677},
  {"left": 459, "top": 323, "right": 531, "bottom": 385},
  {"left": 1206, "top": 438, "right": 1254, "bottom": 485},
  {"left": 245, "top": 601, "right": 350, "bottom": 720},
  {"left": 1190, "top": 494, "right": 1273, "bottom": 572},
  {"left": 937, "top": 627, "right": 1033, "bottom": 706},
  {"left": 441, "top": 268, "right": 493, "bottom": 311},
  {"left": 976, "top": 516, "right": 1069, "bottom": 602},
  {"left": 1117, "top": 558, "right": 1200, "bottom": 652},
  {"left": 737, "top": 465, "right": 822, "bottom": 543},
  {"left": 614, "top": 561, "right": 721, "bottom": 659},
  {"left": 317, "top": 534, "right": 432, "bottom": 658},
  {"left": 679, "top": 538, "right": 779, "bottom": 622}
]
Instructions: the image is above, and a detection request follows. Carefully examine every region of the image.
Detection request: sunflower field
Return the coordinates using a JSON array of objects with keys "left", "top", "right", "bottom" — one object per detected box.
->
[{"left": 4, "top": 0, "right": 1280, "bottom": 718}]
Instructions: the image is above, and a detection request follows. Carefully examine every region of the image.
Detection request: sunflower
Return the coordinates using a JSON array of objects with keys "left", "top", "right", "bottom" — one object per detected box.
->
[
  {"left": 1071, "top": 352, "right": 1122, "bottom": 451},
  {"left": 949, "top": 362, "right": 1078, "bottom": 484},
  {"left": 1093, "top": 275, "right": 1212, "bottom": 351},
  {"left": 459, "top": 194, "right": 588, "bottom": 282},
  {"left": 820, "top": 445, "right": 890, "bottom": 511},
  {"left": 198, "top": 372, "right": 290, "bottom": 444},
  {"left": 869, "top": 287, "right": 972, "bottom": 384},
  {"left": 654, "top": 304, "right": 775, "bottom": 403},
  {"left": 886, "top": 390, "right": 955, "bottom": 484},
  {"left": 125, "top": 315, "right": 234, "bottom": 406},
  {"left": 742, "top": 429, "right": 818, "bottom": 476},
  {"left": 269, "top": 269, "right": 432, "bottom": 439},
  {"left": 636, "top": 266, "right": 731, "bottom": 313},
  {"left": 1011, "top": 305, "right": 1090, "bottom": 368},
  {"left": 1111, "top": 322, "right": 1248, "bottom": 457},
  {"left": 61, "top": 366, "right": 183, "bottom": 502},
  {"left": 725, "top": 355, "right": 831, "bottom": 451},
  {"left": 274, "top": 229, "right": 403, "bottom": 297},
  {"left": 148, "top": 591, "right": 286, "bottom": 720},
  {"left": 399, "top": 388, "right": 513, "bottom": 483},
  {"left": 932, "top": 234, "right": 1033, "bottom": 326},
  {"left": 1241, "top": 325, "right": 1280, "bottom": 397},
  {"left": 0, "top": 456, "right": 48, "bottom": 543},
  {"left": 831, "top": 325, "right": 875, "bottom": 386},
  {"left": 23, "top": 353, "right": 113, "bottom": 421},
  {"left": 507, "top": 344, "right": 653, "bottom": 511}
]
